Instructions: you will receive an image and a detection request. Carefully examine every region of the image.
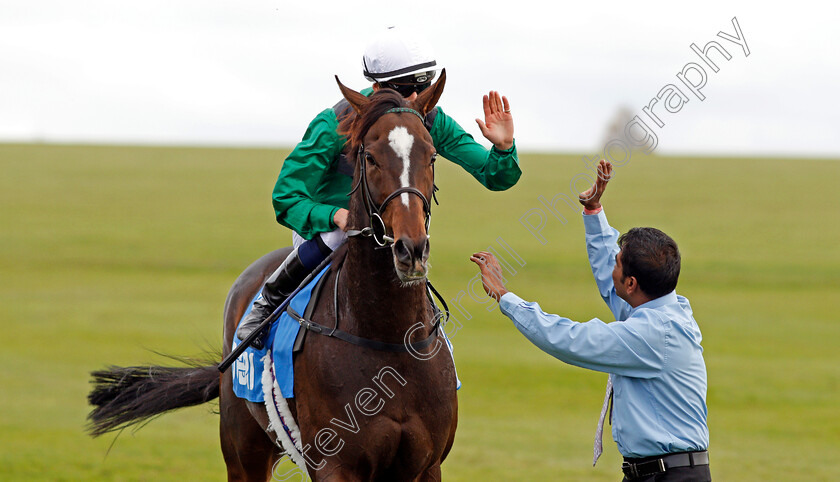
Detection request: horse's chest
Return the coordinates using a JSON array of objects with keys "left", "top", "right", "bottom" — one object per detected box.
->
[
  {"left": 296, "top": 344, "right": 456, "bottom": 470},
  {"left": 301, "top": 346, "right": 455, "bottom": 422}
]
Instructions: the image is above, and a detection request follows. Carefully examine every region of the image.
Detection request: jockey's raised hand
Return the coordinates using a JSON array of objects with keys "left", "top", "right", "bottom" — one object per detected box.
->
[{"left": 476, "top": 91, "right": 514, "bottom": 151}]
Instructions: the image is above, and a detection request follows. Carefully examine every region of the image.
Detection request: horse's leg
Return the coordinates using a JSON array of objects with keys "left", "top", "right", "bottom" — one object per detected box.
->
[{"left": 219, "top": 365, "right": 279, "bottom": 481}]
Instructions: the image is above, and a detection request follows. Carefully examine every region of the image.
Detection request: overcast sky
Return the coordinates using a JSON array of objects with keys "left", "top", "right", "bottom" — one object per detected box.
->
[{"left": 1, "top": 0, "right": 837, "bottom": 156}]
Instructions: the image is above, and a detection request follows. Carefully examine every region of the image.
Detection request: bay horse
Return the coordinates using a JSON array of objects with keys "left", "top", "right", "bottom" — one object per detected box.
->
[{"left": 87, "top": 71, "right": 458, "bottom": 481}]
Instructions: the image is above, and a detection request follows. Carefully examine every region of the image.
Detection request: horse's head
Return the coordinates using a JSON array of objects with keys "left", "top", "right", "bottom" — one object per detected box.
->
[{"left": 337, "top": 70, "right": 446, "bottom": 283}]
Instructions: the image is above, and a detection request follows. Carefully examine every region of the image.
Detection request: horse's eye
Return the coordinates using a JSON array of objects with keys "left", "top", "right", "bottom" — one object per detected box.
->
[
  {"left": 365, "top": 152, "right": 376, "bottom": 166},
  {"left": 430, "top": 153, "right": 437, "bottom": 165}
]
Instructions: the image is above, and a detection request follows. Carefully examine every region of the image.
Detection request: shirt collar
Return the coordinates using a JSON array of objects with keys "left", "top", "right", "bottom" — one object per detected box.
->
[{"left": 628, "top": 290, "right": 678, "bottom": 315}]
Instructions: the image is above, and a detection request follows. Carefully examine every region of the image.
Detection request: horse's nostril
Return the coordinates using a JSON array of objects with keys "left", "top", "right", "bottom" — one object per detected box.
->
[
  {"left": 416, "top": 238, "right": 430, "bottom": 262},
  {"left": 394, "top": 239, "right": 412, "bottom": 263}
]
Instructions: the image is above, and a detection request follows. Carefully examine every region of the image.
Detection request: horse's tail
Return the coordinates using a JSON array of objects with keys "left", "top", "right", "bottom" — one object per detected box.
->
[{"left": 86, "top": 356, "right": 220, "bottom": 437}]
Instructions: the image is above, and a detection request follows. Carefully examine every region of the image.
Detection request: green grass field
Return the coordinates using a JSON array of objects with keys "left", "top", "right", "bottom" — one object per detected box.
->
[{"left": 1, "top": 143, "right": 838, "bottom": 481}]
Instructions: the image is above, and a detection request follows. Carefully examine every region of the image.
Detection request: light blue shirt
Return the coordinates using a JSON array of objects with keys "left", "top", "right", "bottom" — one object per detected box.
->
[{"left": 499, "top": 210, "right": 709, "bottom": 458}]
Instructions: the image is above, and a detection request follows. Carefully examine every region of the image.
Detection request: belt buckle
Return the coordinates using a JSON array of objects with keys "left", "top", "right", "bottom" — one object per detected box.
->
[
  {"left": 622, "top": 458, "right": 666, "bottom": 479},
  {"left": 621, "top": 462, "right": 639, "bottom": 479}
]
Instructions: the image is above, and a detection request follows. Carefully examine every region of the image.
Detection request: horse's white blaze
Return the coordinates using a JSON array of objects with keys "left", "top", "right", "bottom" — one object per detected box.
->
[{"left": 388, "top": 126, "right": 414, "bottom": 207}]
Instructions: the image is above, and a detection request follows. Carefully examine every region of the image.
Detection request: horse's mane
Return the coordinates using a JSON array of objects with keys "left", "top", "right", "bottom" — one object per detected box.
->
[{"left": 338, "top": 88, "right": 408, "bottom": 152}]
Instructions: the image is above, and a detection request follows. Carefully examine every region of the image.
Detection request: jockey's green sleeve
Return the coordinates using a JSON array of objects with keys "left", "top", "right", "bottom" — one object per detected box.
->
[
  {"left": 272, "top": 103, "right": 522, "bottom": 240},
  {"left": 429, "top": 107, "right": 521, "bottom": 192}
]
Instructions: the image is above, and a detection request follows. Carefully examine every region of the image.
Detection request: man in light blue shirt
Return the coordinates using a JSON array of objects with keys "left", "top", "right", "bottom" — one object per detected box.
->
[{"left": 471, "top": 160, "right": 710, "bottom": 481}]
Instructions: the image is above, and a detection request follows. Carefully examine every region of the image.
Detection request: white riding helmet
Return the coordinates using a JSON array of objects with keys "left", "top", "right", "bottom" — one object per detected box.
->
[{"left": 362, "top": 26, "right": 439, "bottom": 83}]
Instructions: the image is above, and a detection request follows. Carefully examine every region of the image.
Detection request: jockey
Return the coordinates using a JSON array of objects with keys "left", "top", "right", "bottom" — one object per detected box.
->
[{"left": 237, "top": 26, "right": 522, "bottom": 348}]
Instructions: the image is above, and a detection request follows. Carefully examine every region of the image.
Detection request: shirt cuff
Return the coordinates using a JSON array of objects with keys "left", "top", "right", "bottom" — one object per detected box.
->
[
  {"left": 310, "top": 204, "right": 340, "bottom": 231},
  {"left": 499, "top": 291, "right": 524, "bottom": 317},
  {"left": 499, "top": 292, "right": 543, "bottom": 339},
  {"left": 582, "top": 208, "right": 611, "bottom": 235},
  {"left": 328, "top": 206, "right": 341, "bottom": 230},
  {"left": 491, "top": 139, "right": 516, "bottom": 155}
]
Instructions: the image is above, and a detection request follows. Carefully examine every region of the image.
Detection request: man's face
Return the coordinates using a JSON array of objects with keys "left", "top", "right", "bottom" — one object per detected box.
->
[{"left": 613, "top": 250, "right": 629, "bottom": 301}]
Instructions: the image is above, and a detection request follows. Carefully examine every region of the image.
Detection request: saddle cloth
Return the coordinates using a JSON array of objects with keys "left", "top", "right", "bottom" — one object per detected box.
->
[{"left": 231, "top": 264, "right": 331, "bottom": 402}]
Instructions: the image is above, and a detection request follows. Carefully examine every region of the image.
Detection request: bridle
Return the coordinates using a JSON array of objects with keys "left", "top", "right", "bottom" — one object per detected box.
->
[
  {"left": 291, "top": 107, "right": 451, "bottom": 353},
  {"left": 346, "top": 107, "right": 437, "bottom": 247}
]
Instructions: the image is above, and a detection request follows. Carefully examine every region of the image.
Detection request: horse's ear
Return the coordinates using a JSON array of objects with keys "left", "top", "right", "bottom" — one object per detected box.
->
[
  {"left": 413, "top": 68, "right": 446, "bottom": 116},
  {"left": 336, "top": 75, "right": 368, "bottom": 114}
]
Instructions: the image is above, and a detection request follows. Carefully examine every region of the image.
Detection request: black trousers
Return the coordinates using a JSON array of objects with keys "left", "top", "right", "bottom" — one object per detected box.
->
[{"left": 621, "top": 464, "right": 711, "bottom": 481}]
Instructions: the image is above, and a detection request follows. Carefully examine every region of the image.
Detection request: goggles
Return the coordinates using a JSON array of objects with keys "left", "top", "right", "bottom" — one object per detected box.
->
[{"left": 380, "top": 70, "right": 437, "bottom": 97}]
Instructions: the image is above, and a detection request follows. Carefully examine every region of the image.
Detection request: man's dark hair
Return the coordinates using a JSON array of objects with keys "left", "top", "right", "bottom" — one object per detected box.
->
[{"left": 617, "top": 227, "right": 681, "bottom": 299}]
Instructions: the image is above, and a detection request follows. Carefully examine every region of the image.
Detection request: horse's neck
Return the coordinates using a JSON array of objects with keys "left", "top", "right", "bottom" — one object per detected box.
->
[{"left": 339, "top": 238, "right": 429, "bottom": 340}]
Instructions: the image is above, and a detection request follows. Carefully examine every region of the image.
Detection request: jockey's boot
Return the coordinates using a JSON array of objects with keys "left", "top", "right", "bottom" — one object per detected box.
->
[{"left": 236, "top": 247, "right": 311, "bottom": 350}]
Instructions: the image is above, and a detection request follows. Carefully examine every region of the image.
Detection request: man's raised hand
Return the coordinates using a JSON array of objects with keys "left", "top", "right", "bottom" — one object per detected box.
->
[{"left": 579, "top": 160, "right": 613, "bottom": 212}]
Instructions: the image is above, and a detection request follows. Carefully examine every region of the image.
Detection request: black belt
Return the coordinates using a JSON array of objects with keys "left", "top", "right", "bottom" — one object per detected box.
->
[{"left": 622, "top": 451, "right": 709, "bottom": 479}]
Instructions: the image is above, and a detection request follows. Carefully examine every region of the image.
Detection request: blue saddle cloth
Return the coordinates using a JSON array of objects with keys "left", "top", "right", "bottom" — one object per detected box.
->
[{"left": 231, "top": 264, "right": 331, "bottom": 402}]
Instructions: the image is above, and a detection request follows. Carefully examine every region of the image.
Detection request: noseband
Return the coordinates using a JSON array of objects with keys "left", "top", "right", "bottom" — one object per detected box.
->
[{"left": 347, "top": 107, "right": 436, "bottom": 247}]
